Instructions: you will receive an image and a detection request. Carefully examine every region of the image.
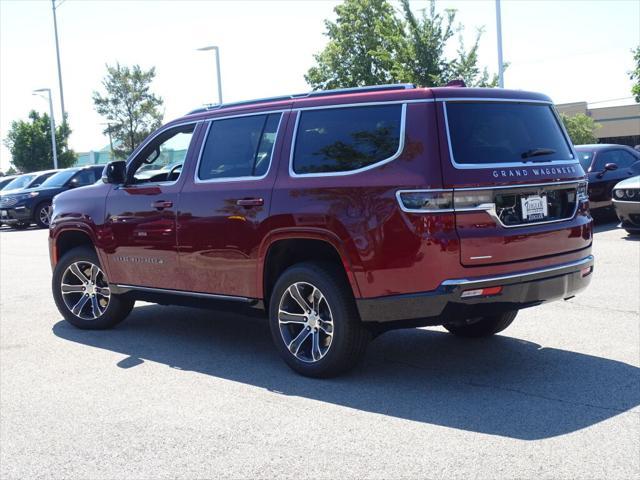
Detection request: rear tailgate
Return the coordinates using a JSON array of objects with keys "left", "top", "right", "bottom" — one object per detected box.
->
[{"left": 435, "top": 94, "right": 591, "bottom": 266}]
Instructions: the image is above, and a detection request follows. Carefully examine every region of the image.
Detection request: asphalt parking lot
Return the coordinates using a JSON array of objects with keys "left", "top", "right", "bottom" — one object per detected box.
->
[{"left": 0, "top": 223, "right": 638, "bottom": 479}]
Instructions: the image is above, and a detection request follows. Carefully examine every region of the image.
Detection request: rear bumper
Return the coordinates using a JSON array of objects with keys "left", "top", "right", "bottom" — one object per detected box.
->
[
  {"left": 356, "top": 255, "right": 594, "bottom": 324},
  {"left": 613, "top": 200, "right": 640, "bottom": 231}
]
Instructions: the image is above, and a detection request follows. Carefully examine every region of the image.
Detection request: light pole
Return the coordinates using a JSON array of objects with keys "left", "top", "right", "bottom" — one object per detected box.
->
[
  {"left": 196, "top": 45, "right": 223, "bottom": 104},
  {"left": 33, "top": 88, "right": 59, "bottom": 169},
  {"left": 51, "top": 0, "right": 66, "bottom": 119},
  {"left": 100, "top": 122, "right": 115, "bottom": 160},
  {"left": 495, "top": 0, "right": 504, "bottom": 88}
]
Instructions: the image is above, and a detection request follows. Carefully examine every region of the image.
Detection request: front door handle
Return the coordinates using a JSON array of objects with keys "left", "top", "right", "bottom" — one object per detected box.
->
[
  {"left": 236, "top": 198, "right": 264, "bottom": 207},
  {"left": 152, "top": 200, "right": 173, "bottom": 210}
]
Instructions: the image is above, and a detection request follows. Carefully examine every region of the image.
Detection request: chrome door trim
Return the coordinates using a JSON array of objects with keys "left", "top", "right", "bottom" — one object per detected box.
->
[{"left": 114, "top": 284, "right": 254, "bottom": 303}]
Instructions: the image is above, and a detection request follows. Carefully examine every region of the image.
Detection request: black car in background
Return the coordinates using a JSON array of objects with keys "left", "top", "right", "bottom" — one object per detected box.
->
[
  {"left": 0, "top": 165, "right": 104, "bottom": 229},
  {"left": 575, "top": 144, "right": 640, "bottom": 214}
]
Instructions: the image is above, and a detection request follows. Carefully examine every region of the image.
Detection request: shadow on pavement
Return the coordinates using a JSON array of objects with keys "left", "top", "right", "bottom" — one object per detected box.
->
[
  {"left": 53, "top": 304, "right": 640, "bottom": 441},
  {"left": 592, "top": 220, "right": 619, "bottom": 234}
]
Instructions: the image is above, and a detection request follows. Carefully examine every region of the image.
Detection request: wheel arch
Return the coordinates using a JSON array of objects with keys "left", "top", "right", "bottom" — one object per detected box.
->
[
  {"left": 51, "top": 226, "right": 101, "bottom": 270},
  {"left": 259, "top": 229, "right": 362, "bottom": 307}
]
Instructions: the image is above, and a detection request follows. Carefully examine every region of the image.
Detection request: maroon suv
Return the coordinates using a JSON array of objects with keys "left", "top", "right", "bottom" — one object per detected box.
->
[{"left": 49, "top": 84, "right": 593, "bottom": 377}]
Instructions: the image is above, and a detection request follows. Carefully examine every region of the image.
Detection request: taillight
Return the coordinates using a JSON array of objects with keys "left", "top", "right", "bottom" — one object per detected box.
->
[
  {"left": 452, "top": 190, "right": 495, "bottom": 210},
  {"left": 396, "top": 190, "right": 454, "bottom": 213}
]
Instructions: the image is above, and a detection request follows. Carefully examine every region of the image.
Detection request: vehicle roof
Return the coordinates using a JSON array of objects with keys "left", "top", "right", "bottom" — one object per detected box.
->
[{"left": 177, "top": 85, "right": 553, "bottom": 125}]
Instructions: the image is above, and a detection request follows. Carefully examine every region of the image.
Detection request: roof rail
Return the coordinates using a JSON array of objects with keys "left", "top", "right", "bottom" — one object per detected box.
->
[{"left": 186, "top": 83, "right": 416, "bottom": 115}]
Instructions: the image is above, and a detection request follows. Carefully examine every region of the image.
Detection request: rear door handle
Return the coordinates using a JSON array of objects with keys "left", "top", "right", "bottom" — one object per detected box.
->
[
  {"left": 152, "top": 200, "right": 173, "bottom": 210},
  {"left": 236, "top": 198, "right": 264, "bottom": 207}
]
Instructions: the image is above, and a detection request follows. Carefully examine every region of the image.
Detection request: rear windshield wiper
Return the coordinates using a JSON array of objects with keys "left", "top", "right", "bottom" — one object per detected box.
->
[{"left": 521, "top": 148, "right": 556, "bottom": 160}]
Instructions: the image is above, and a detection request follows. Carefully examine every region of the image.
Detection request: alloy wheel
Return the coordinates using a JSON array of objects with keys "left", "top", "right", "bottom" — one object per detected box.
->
[
  {"left": 60, "top": 261, "right": 111, "bottom": 320},
  {"left": 39, "top": 205, "right": 52, "bottom": 226},
  {"left": 278, "top": 282, "right": 334, "bottom": 363}
]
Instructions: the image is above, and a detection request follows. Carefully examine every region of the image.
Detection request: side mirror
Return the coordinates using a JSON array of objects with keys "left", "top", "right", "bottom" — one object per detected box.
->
[
  {"left": 102, "top": 161, "right": 127, "bottom": 184},
  {"left": 604, "top": 162, "right": 618, "bottom": 171}
]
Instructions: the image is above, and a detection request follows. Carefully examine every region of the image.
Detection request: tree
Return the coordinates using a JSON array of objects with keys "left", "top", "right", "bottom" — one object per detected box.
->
[
  {"left": 305, "top": 0, "right": 498, "bottom": 90},
  {"left": 305, "top": 0, "right": 407, "bottom": 90},
  {"left": 93, "top": 63, "right": 164, "bottom": 159},
  {"left": 630, "top": 46, "right": 640, "bottom": 103},
  {"left": 398, "top": 0, "right": 497, "bottom": 87},
  {"left": 560, "top": 113, "right": 600, "bottom": 145},
  {"left": 3, "top": 111, "right": 76, "bottom": 172}
]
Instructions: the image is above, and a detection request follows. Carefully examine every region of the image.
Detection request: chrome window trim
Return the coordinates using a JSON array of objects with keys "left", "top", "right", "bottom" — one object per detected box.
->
[
  {"left": 125, "top": 119, "right": 201, "bottom": 188},
  {"left": 289, "top": 103, "right": 407, "bottom": 178},
  {"left": 114, "top": 284, "right": 253, "bottom": 303},
  {"left": 442, "top": 100, "right": 579, "bottom": 170},
  {"left": 441, "top": 255, "right": 594, "bottom": 286},
  {"left": 395, "top": 189, "right": 454, "bottom": 213},
  {"left": 193, "top": 111, "right": 285, "bottom": 184},
  {"left": 293, "top": 99, "right": 432, "bottom": 112}
]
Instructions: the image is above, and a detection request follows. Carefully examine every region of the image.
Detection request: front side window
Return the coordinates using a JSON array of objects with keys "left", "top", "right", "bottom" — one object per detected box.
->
[
  {"left": 131, "top": 124, "right": 195, "bottom": 184},
  {"left": 446, "top": 102, "right": 574, "bottom": 165},
  {"left": 595, "top": 149, "right": 639, "bottom": 170},
  {"left": 197, "top": 113, "right": 281, "bottom": 181},
  {"left": 292, "top": 104, "right": 402, "bottom": 174}
]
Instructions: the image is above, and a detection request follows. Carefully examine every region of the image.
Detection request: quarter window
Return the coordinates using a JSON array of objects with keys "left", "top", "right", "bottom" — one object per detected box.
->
[
  {"left": 292, "top": 104, "right": 403, "bottom": 174},
  {"left": 198, "top": 113, "right": 281, "bottom": 180}
]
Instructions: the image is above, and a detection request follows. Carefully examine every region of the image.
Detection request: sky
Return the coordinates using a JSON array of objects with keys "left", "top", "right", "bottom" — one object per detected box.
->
[{"left": 0, "top": 0, "right": 638, "bottom": 172}]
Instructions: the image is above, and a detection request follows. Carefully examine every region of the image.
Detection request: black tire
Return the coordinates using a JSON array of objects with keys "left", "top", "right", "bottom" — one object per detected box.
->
[
  {"left": 269, "top": 262, "right": 371, "bottom": 378},
  {"left": 10, "top": 222, "right": 29, "bottom": 230},
  {"left": 34, "top": 201, "right": 52, "bottom": 228},
  {"left": 626, "top": 229, "right": 640, "bottom": 236},
  {"left": 52, "top": 246, "right": 134, "bottom": 329},
  {"left": 444, "top": 310, "right": 518, "bottom": 338}
]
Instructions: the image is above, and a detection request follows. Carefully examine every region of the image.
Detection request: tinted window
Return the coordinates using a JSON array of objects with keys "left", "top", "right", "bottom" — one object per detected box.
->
[
  {"left": 40, "top": 169, "right": 77, "bottom": 188},
  {"left": 577, "top": 151, "right": 594, "bottom": 171},
  {"left": 30, "top": 172, "right": 54, "bottom": 187},
  {"left": 446, "top": 102, "right": 573, "bottom": 165},
  {"left": 198, "top": 113, "right": 281, "bottom": 180},
  {"left": 292, "top": 105, "right": 402, "bottom": 174},
  {"left": 594, "top": 149, "right": 639, "bottom": 170}
]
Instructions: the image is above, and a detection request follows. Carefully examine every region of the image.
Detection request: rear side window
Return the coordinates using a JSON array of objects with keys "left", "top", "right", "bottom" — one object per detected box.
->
[
  {"left": 292, "top": 104, "right": 403, "bottom": 174},
  {"left": 446, "top": 102, "right": 573, "bottom": 165},
  {"left": 198, "top": 113, "right": 281, "bottom": 180}
]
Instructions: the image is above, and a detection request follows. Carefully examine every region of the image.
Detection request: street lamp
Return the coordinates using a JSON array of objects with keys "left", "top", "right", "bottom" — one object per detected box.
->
[
  {"left": 495, "top": 0, "right": 504, "bottom": 88},
  {"left": 33, "top": 88, "right": 58, "bottom": 169},
  {"left": 196, "top": 45, "right": 223, "bottom": 105},
  {"left": 51, "top": 0, "right": 66, "bottom": 119}
]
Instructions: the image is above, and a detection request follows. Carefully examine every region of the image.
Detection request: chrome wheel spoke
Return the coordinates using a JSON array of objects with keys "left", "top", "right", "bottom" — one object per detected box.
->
[
  {"left": 69, "top": 263, "right": 89, "bottom": 284},
  {"left": 278, "top": 310, "right": 307, "bottom": 325},
  {"left": 71, "top": 294, "right": 90, "bottom": 316},
  {"left": 311, "top": 287, "right": 322, "bottom": 313},
  {"left": 311, "top": 330, "right": 322, "bottom": 361},
  {"left": 289, "top": 284, "right": 311, "bottom": 313},
  {"left": 288, "top": 327, "right": 311, "bottom": 355},
  {"left": 61, "top": 284, "right": 85, "bottom": 295},
  {"left": 90, "top": 264, "right": 99, "bottom": 284},
  {"left": 90, "top": 295, "right": 102, "bottom": 318},
  {"left": 96, "top": 286, "right": 111, "bottom": 297},
  {"left": 318, "top": 320, "right": 333, "bottom": 336}
]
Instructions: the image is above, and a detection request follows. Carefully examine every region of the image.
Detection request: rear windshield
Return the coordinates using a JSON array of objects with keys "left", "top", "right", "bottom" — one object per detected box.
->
[{"left": 446, "top": 102, "right": 573, "bottom": 165}]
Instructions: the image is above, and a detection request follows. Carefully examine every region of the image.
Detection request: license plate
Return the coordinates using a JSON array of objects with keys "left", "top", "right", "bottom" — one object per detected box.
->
[
  {"left": 521, "top": 194, "right": 548, "bottom": 221},
  {"left": 0, "top": 210, "right": 7, "bottom": 218}
]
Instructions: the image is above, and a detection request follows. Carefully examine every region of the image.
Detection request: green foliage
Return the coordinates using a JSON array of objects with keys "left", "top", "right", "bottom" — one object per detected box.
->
[
  {"left": 3, "top": 111, "right": 76, "bottom": 173},
  {"left": 560, "top": 113, "right": 601, "bottom": 145},
  {"left": 305, "top": 0, "right": 406, "bottom": 90},
  {"left": 306, "top": 0, "right": 499, "bottom": 90},
  {"left": 93, "top": 63, "right": 164, "bottom": 159},
  {"left": 630, "top": 46, "right": 640, "bottom": 103}
]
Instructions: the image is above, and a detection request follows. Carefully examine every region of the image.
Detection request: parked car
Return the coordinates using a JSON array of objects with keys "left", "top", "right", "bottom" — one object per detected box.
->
[
  {"left": 575, "top": 144, "right": 640, "bottom": 213},
  {"left": 49, "top": 84, "right": 593, "bottom": 377},
  {"left": 0, "top": 165, "right": 104, "bottom": 229},
  {"left": 0, "top": 169, "right": 57, "bottom": 195},
  {"left": 612, "top": 175, "right": 640, "bottom": 234},
  {"left": 0, "top": 175, "right": 19, "bottom": 190}
]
